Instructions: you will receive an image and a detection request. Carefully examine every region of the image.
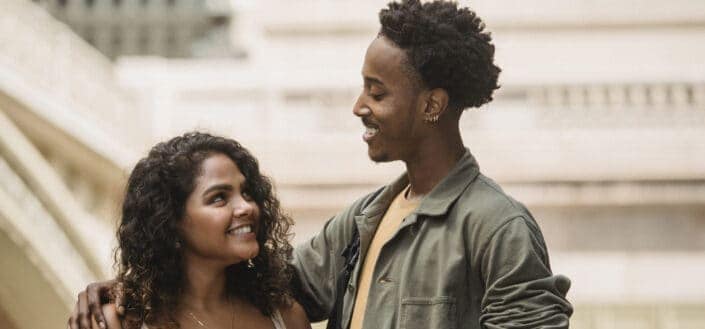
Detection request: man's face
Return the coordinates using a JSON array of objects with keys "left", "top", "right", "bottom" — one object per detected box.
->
[{"left": 353, "top": 36, "right": 427, "bottom": 163}]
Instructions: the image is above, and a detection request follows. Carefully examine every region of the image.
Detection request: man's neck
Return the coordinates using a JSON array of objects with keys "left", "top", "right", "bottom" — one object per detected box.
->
[{"left": 404, "top": 132, "right": 465, "bottom": 199}]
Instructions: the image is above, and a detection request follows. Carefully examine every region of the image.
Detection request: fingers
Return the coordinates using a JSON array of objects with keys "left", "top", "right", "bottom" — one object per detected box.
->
[
  {"left": 91, "top": 314, "right": 100, "bottom": 329},
  {"left": 114, "top": 281, "right": 125, "bottom": 316},
  {"left": 68, "top": 298, "right": 80, "bottom": 329},
  {"left": 77, "top": 291, "right": 92, "bottom": 329},
  {"left": 87, "top": 283, "right": 107, "bottom": 329}
]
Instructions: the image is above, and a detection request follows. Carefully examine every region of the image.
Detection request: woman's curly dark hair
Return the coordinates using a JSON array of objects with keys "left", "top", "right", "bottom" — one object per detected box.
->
[
  {"left": 379, "top": 0, "right": 501, "bottom": 110},
  {"left": 116, "top": 132, "right": 293, "bottom": 328}
]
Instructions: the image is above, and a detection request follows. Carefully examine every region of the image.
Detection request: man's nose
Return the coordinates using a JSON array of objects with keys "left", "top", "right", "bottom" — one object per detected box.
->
[{"left": 353, "top": 96, "right": 372, "bottom": 117}]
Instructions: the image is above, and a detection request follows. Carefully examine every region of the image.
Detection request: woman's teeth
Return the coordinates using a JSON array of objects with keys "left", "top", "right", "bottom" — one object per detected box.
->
[{"left": 228, "top": 225, "right": 253, "bottom": 235}]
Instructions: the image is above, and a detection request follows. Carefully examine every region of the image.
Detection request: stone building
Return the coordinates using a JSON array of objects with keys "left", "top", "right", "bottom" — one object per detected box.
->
[
  {"left": 0, "top": 0, "right": 704, "bottom": 328},
  {"left": 29, "top": 0, "right": 238, "bottom": 59}
]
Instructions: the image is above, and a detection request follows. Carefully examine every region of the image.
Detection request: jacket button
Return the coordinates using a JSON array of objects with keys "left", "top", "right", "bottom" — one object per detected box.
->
[
  {"left": 378, "top": 277, "right": 392, "bottom": 284},
  {"left": 348, "top": 284, "right": 354, "bottom": 292}
]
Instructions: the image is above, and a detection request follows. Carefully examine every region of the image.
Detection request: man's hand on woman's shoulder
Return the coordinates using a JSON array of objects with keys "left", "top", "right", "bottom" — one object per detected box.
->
[
  {"left": 90, "top": 304, "right": 122, "bottom": 329},
  {"left": 68, "top": 279, "right": 122, "bottom": 329}
]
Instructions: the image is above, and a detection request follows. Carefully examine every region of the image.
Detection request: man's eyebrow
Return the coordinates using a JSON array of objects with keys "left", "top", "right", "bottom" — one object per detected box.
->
[
  {"left": 364, "top": 76, "right": 385, "bottom": 86},
  {"left": 202, "top": 184, "right": 233, "bottom": 196}
]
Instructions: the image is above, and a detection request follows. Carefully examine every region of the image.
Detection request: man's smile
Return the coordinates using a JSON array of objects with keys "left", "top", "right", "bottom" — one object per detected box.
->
[{"left": 362, "top": 119, "right": 380, "bottom": 142}]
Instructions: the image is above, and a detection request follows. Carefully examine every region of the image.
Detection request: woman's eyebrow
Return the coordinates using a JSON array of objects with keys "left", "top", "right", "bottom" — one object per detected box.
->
[{"left": 202, "top": 183, "right": 233, "bottom": 196}]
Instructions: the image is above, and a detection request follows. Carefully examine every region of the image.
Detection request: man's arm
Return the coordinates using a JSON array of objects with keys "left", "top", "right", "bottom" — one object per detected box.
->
[
  {"left": 290, "top": 190, "right": 380, "bottom": 322},
  {"left": 68, "top": 280, "right": 120, "bottom": 329},
  {"left": 479, "top": 216, "right": 573, "bottom": 328},
  {"left": 290, "top": 214, "right": 354, "bottom": 322}
]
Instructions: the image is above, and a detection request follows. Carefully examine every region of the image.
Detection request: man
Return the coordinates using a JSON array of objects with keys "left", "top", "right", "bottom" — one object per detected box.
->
[{"left": 70, "top": 1, "right": 572, "bottom": 328}]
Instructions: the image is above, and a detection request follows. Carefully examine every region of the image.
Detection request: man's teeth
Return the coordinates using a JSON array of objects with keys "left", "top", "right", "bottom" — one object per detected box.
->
[
  {"left": 366, "top": 127, "right": 379, "bottom": 134},
  {"left": 229, "top": 225, "right": 252, "bottom": 234}
]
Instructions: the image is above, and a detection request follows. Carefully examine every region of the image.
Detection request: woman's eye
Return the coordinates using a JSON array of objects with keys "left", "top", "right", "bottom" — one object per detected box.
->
[
  {"left": 242, "top": 190, "right": 253, "bottom": 201},
  {"left": 210, "top": 194, "right": 226, "bottom": 204}
]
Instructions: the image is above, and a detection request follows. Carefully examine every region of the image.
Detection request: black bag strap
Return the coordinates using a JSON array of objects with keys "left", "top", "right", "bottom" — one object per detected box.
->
[{"left": 326, "top": 225, "right": 360, "bottom": 329}]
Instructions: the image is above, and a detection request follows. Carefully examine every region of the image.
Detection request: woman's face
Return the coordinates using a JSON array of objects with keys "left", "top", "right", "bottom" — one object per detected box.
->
[{"left": 180, "top": 153, "right": 261, "bottom": 265}]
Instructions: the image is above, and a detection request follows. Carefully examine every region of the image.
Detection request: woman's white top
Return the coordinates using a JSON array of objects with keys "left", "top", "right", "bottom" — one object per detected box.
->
[
  {"left": 140, "top": 309, "right": 286, "bottom": 329},
  {"left": 270, "top": 309, "right": 287, "bottom": 329}
]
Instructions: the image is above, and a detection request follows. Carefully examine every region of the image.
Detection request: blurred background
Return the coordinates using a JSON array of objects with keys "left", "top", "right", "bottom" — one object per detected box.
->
[{"left": 1, "top": 0, "right": 704, "bottom": 328}]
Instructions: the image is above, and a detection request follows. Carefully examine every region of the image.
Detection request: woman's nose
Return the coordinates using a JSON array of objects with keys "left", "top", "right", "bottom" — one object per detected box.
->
[{"left": 232, "top": 199, "right": 253, "bottom": 218}]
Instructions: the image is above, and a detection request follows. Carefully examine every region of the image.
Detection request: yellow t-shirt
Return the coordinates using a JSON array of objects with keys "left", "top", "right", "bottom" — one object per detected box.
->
[{"left": 349, "top": 186, "right": 420, "bottom": 329}]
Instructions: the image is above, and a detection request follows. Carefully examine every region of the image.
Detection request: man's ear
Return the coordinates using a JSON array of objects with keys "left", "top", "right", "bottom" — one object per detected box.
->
[{"left": 423, "top": 88, "right": 450, "bottom": 118}]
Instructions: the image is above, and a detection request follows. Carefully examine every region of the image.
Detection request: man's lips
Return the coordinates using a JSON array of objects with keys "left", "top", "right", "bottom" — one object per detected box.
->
[{"left": 362, "top": 120, "right": 379, "bottom": 142}]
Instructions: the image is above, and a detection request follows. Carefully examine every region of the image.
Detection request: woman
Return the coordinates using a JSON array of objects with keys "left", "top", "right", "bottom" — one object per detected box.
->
[{"left": 92, "top": 132, "right": 310, "bottom": 329}]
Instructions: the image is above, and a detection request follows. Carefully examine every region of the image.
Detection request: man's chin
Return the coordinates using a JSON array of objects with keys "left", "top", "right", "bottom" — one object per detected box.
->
[{"left": 368, "top": 149, "right": 391, "bottom": 163}]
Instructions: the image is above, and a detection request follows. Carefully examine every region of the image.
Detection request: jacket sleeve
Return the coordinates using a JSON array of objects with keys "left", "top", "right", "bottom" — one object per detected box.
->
[
  {"left": 479, "top": 216, "right": 573, "bottom": 329},
  {"left": 290, "top": 194, "right": 373, "bottom": 322}
]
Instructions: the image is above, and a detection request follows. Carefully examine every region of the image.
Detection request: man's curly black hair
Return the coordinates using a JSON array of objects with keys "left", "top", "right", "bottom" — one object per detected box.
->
[
  {"left": 116, "top": 132, "right": 293, "bottom": 328},
  {"left": 379, "top": 0, "right": 501, "bottom": 110}
]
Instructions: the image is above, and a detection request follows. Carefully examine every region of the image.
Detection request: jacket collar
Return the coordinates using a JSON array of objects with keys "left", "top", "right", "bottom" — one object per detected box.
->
[{"left": 361, "top": 148, "right": 481, "bottom": 218}]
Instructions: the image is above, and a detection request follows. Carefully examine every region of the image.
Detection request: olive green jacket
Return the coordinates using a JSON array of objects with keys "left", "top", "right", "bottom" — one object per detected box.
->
[{"left": 292, "top": 150, "right": 573, "bottom": 328}]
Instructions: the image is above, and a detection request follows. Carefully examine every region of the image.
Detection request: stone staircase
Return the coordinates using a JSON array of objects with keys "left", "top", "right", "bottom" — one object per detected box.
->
[{"left": 0, "top": 1, "right": 146, "bottom": 328}]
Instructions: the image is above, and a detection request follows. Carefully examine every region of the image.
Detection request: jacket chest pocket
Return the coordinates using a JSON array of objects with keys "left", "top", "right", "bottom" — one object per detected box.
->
[{"left": 400, "top": 296, "right": 456, "bottom": 329}]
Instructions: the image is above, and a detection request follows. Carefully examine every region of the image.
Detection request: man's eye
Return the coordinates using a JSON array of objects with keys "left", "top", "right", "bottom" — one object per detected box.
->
[{"left": 370, "top": 93, "right": 385, "bottom": 101}]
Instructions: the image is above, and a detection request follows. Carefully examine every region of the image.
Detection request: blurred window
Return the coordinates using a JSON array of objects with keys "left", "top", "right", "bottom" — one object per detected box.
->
[
  {"left": 166, "top": 28, "right": 178, "bottom": 57},
  {"left": 138, "top": 27, "right": 150, "bottom": 53},
  {"left": 111, "top": 27, "right": 122, "bottom": 56}
]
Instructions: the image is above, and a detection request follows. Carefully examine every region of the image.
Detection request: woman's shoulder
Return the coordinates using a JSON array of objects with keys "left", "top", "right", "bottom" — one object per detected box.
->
[{"left": 277, "top": 300, "right": 311, "bottom": 329}]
